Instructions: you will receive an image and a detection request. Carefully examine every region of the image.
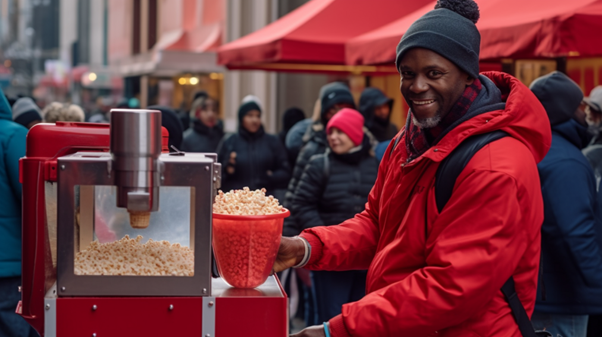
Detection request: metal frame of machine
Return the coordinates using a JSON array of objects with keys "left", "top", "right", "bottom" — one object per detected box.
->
[
  {"left": 56, "top": 151, "right": 215, "bottom": 297},
  {"left": 19, "top": 115, "right": 288, "bottom": 337}
]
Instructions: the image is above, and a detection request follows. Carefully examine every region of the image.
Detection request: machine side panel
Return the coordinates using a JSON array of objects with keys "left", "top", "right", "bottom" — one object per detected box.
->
[
  {"left": 56, "top": 297, "right": 202, "bottom": 336},
  {"left": 20, "top": 159, "right": 48, "bottom": 335},
  {"left": 215, "top": 296, "right": 288, "bottom": 337}
]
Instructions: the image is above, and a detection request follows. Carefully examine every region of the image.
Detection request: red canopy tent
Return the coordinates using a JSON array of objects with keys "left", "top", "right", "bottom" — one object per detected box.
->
[
  {"left": 346, "top": 0, "right": 602, "bottom": 66},
  {"left": 217, "top": 0, "right": 432, "bottom": 73}
]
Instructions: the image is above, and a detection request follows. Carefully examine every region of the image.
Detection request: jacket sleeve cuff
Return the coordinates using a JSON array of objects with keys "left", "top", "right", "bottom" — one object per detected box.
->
[
  {"left": 329, "top": 314, "right": 352, "bottom": 337},
  {"left": 299, "top": 231, "right": 323, "bottom": 267}
]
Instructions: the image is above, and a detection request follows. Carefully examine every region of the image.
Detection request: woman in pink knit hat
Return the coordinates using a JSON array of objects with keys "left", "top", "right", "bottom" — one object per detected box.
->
[{"left": 290, "top": 108, "right": 379, "bottom": 324}]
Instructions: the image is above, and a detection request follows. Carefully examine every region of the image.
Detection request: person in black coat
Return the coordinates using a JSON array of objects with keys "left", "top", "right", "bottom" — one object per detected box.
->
[
  {"left": 290, "top": 108, "right": 378, "bottom": 323},
  {"left": 147, "top": 105, "right": 184, "bottom": 151},
  {"left": 181, "top": 95, "right": 225, "bottom": 153},
  {"left": 217, "top": 97, "right": 291, "bottom": 196},
  {"left": 359, "top": 87, "right": 398, "bottom": 142},
  {"left": 282, "top": 82, "right": 356, "bottom": 236},
  {"left": 278, "top": 107, "right": 306, "bottom": 167}
]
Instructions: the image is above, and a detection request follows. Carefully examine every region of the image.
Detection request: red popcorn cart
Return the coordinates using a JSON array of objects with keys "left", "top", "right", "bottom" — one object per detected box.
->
[{"left": 17, "top": 109, "right": 288, "bottom": 337}]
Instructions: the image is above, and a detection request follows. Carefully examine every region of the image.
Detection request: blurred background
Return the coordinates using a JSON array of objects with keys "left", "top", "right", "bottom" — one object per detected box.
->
[{"left": 0, "top": 0, "right": 601, "bottom": 133}]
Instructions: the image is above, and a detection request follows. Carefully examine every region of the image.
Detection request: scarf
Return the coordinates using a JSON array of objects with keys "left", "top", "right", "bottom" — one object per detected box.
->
[{"left": 405, "top": 78, "right": 482, "bottom": 161}]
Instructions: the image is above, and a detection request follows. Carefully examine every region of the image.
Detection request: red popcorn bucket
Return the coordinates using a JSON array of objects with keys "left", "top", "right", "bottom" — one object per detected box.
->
[{"left": 212, "top": 209, "right": 290, "bottom": 288}]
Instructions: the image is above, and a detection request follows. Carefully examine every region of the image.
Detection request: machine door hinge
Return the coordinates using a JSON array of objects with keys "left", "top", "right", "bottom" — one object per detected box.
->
[{"left": 45, "top": 161, "right": 58, "bottom": 182}]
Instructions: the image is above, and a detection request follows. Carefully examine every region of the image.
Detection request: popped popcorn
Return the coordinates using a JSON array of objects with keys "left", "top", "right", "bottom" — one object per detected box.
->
[
  {"left": 74, "top": 235, "right": 194, "bottom": 276},
  {"left": 213, "top": 187, "right": 284, "bottom": 215}
]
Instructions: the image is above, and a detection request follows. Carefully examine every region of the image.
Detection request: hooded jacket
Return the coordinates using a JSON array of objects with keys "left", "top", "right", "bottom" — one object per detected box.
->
[
  {"left": 181, "top": 119, "right": 225, "bottom": 153},
  {"left": 299, "top": 72, "right": 552, "bottom": 337},
  {"left": 0, "top": 89, "right": 28, "bottom": 278},
  {"left": 291, "top": 136, "right": 378, "bottom": 233},
  {"left": 535, "top": 119, "right": 602, "bottom": 315},
  {"left": 283, "top": 122, "right": 329, "bottom": 236},
  {"left": 359, "top": 88, "right": 397, "bottom": 142},
  {"left": 147, "top": 105, "right": 184, "bottom": 151},
  {"left": 217, "top": 125, "right": 291, "bottom": 195}
]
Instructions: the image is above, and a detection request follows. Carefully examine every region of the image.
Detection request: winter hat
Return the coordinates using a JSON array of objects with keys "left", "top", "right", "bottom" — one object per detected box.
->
[
  {"left": 193, "top": 90, "right": 209, "bottom": 102},
  {"left": 320, "top": 82, "right": 356, "bottom": 124},
  {"left": 148, "top": 105, "right": 184, "bottom": 150},
  {"left": 530, "top": 71, "right": 584, "bottom": 126},
  {"left": 12, "top": 97, "right": 42, "bottom": 127},
  {"left": 326, "top": 108, "right": 365, "bottom": 146},
  {"left": 395, "top": 0, "right": 481, "bottom": 79},
  {"left": 282, "top": 107, "right": 305, "bottom": 132},
  {"left": 584, "top": 86, "right": 602, "bottom": 113},
  {"left": 238, "top": 97, "right": 262, "bottom": 123}
]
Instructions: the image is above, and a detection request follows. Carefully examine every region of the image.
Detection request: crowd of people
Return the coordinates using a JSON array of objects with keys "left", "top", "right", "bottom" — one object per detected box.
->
[{"left": 2, "top": 0, "right": 602, "bottom": 335}]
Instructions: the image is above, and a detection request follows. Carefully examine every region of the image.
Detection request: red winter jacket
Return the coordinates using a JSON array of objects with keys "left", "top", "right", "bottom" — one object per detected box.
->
[{"left": 299, "top": 72, "right": 552, "bottom": 337}]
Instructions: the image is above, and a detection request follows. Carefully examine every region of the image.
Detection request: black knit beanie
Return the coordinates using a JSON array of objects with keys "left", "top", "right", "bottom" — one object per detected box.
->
[
  {"left": 530, "top": 71, "right": 584, "bottom": 126},
  {"left": 320, "top": 82, "right": 355, "bottom": 124},
  {"left": 395, "top": 0, "right": 481, "bottom": 79},
  {"left": 238, "top": 101, "right": 261, "bottom": 123}
]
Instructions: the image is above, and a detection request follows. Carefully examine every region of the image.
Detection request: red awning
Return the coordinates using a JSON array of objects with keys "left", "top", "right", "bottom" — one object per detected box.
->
[
  {"left": 346, "top": 0, "right": 602, "bottom": 65},
  {"left": 217, "top": 0, "right": 433, "bottom": 70}
]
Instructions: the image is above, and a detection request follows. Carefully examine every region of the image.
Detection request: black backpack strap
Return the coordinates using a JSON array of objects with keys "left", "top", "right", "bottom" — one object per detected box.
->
[
  {"left": 434, "top": 131, "right": 541, "bottom": 337},
  {"left": 435, "top": 130, "right": 508, "bottom": 213},
  {"left": 501, "top": 278, "right": 539, "bottom": 337}
]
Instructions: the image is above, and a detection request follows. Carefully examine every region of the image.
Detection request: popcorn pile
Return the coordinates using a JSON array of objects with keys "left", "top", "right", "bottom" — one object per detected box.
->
[
  {"left": 74, "top": 235, "right": 194, "bottom": 276},
  {"left": 213, "top": 187, "right": 283, "bottom": 215},
  {"left": 212, "top": 188, "right": 286, "bottom": 288}
]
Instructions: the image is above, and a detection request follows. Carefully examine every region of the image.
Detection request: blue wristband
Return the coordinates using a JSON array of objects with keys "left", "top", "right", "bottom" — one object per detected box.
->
[{"left": 323, "top": 322, "right": 332, "bottom": 337}]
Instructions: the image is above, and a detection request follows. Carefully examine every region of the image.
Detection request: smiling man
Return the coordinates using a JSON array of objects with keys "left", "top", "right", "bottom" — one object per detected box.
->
[{"left": 274, "top": 0, "right": 553, "bottom": 336}]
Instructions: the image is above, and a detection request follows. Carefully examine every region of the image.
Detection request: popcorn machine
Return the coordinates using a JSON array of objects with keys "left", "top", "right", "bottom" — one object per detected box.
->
[{"left": 18, "top": 110, "right": 288, "bottom": 337}]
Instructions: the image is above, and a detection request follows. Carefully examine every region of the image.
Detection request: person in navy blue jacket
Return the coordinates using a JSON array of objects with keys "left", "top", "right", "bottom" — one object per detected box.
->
[{"left": 530, "top": 71, "right": 602, "bottom": 337}]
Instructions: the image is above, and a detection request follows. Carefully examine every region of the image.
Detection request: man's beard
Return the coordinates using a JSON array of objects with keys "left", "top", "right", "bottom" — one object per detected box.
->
[{"left": 412, "top": 113, "right": 442, "bottom": 129}]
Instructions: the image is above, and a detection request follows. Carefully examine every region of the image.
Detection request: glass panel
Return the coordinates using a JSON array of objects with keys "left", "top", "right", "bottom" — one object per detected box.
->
[
  {"left": 45, "top": 181, "right": 58, "bottom": 293},
  {"left": 74, "top": 185, "right": 194, "bottom": 276}
]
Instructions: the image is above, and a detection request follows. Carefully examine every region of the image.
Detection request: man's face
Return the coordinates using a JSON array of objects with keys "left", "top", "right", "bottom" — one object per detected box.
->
[
  {"left": 325, "top": 103, "right": 354, "bottom": 123},
  {"left": 198, "top": 98, "right": 218, "bottom": 128},
  {"left": 374, "top": 103, "right": 391, "bottom": 120},
  {"left": 398, "top": 48, "right": 474, "bottom": 128}
]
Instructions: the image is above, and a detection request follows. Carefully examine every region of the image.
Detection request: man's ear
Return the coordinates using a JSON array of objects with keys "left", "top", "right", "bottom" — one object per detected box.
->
[{"left": 466, "top": 75, "right": 475, "bottom": 87}]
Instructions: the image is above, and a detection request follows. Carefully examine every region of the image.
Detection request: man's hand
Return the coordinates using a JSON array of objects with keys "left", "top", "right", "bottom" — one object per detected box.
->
[
  {"left": 290, "top": 325, "right": 326, "bottom": 337},
  {"left": 272, "top": 236, "right": 306, "bottom": 273}
]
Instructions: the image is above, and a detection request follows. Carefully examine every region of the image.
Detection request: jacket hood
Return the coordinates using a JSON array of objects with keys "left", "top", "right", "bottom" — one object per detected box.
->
[
  {"left": 282, "top": 107, "right": 305, "bottom": 132},
  {"left": 148, "top": 105, "right": 184, "bottom": 150},
  {"left": 359, "top": 87, "right": 393, "bottom": 127},
  {"left": 0, "top": 88, "right": 12, "bottom": 121},
  {"left": 529, "top": 71, "right": 583, "bottom": 127},
  {"left": 416, "top": 71, "right": 551, "bottom": 165},
  {"left": 553, "top": 119, "right": 592, "bottom": 150}
]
